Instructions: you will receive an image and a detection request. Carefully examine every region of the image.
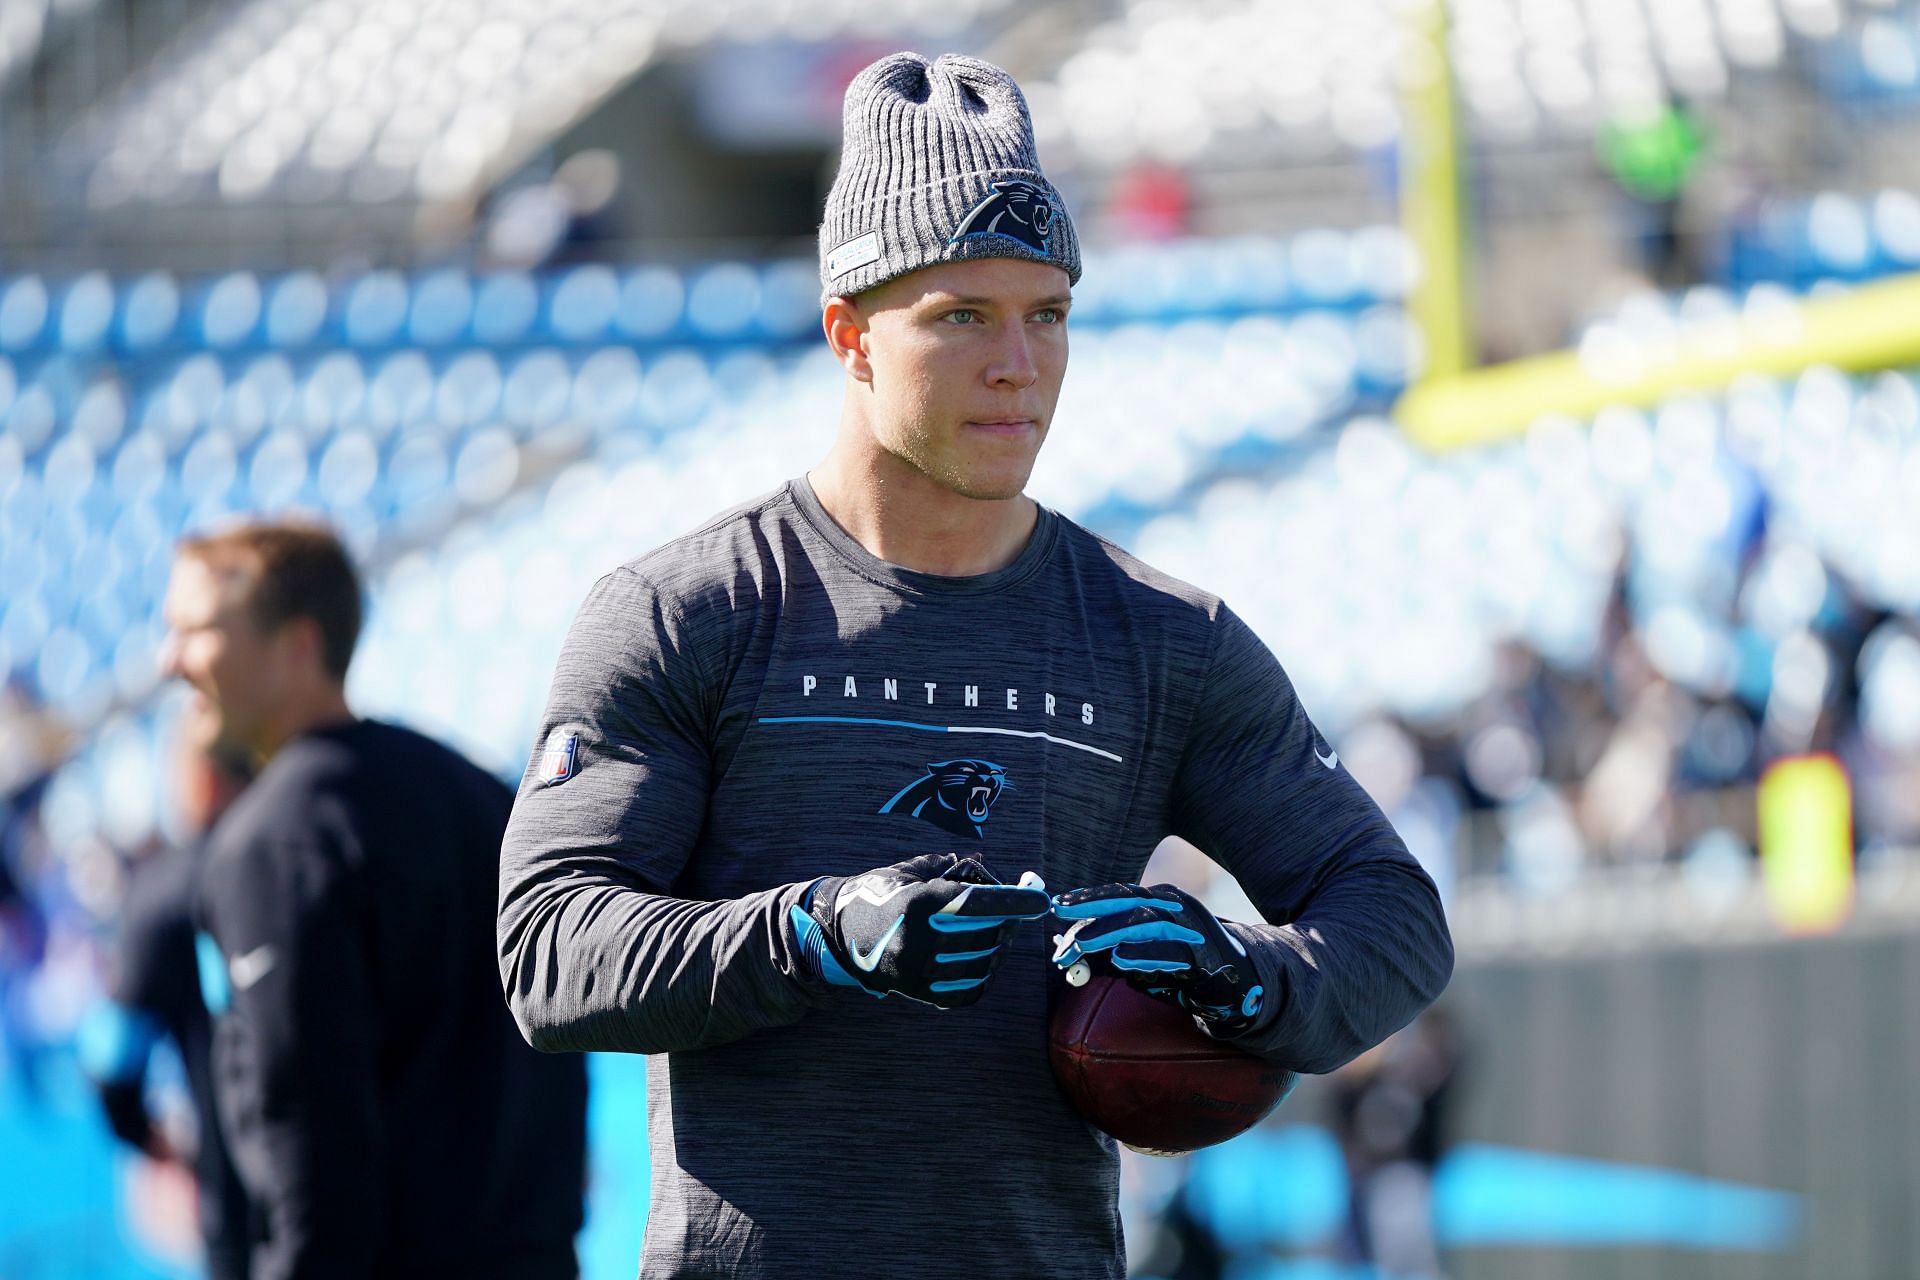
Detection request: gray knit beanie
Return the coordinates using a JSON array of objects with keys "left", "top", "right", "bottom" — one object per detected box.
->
[{"left": 818, "top": 51, "right": 1081, "bottom": 303}]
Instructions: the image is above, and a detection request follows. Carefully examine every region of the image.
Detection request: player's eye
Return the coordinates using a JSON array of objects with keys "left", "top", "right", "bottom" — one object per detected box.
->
[
  {"left": 943, "top": 308, "right": 979, "bottom": 325},
  {"left": 1030, "top": 307, "right": 1064, "bottom": 325}
]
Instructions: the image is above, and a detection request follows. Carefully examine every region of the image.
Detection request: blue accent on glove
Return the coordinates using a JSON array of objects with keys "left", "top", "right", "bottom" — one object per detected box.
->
[
  {"left": 805, "top": 855, "right": 1049, "bottom": 1008},
  {"left": 1052, "top": 896, "right": 1184, "bottom": 919},
  {"left": 925, "top": 914, "right": 1002, "bottom": 933},
  {"left": 789, "top": 901, "right": 861, "bottom": 989},
  {"left": 1109, "top": 953, "right": 1190, "bottom": 974},
  {"left": 1049, "top": 919, "right": 1206, "bottom": 968},
  {"left": 1048, "top": 882, "right": 1265, "bottom": 1033},
  {"left": 932, "top": 947, "right": 999, "bottom": 964}
]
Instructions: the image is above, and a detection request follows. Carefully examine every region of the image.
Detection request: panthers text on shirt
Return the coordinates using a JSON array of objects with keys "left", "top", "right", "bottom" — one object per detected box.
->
[{"left": 799, "top": 675, "right": 1096, "bottom": 725}]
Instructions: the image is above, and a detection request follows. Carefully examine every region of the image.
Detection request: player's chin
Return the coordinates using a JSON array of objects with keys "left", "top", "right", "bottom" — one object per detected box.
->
[
  {"left": 949, "top": 474, "right": 1032, "bottom": 502},
  {"left": 949, "top": 444, "right": 1044, "bottom": 501}
]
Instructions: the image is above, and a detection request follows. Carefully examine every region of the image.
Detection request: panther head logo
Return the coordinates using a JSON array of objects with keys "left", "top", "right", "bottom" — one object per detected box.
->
[
  {"left": 879, "top": 759, "right": 1010, "bottom": 839},
  {"left": 949, "top": 180, "right": 1054, "bottom": 253}
]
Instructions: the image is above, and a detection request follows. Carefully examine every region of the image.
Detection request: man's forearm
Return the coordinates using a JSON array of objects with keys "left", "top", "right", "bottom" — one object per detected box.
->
[
  {"left": 1222, "top": 855, "right": 1453, "bottom": 1073},
  {"left": 499, "top": 875, "right": 829, "bottom": 1054}
]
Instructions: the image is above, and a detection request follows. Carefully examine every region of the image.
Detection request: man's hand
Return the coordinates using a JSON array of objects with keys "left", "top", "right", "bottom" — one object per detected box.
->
[
  {"left": 790, "top": 854, "right": 1049, "bottom": 1007},
  {"left": 1049, "top": 883, "right": 1265, "bottom": 1032}
]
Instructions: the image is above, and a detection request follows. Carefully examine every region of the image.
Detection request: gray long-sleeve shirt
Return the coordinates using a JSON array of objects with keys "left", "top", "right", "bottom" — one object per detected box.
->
[{"left": 498, "top": 477, "right": 1453, "bottom": 1279}]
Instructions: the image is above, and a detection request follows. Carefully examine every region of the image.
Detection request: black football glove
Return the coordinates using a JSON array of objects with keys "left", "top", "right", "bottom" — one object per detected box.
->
[
  {"left": 1049, "top": 882, "right": 1265, "bottom": 1032},
  {"left": 790, "top": 853, "right": 1049, "bottom": 1008}
]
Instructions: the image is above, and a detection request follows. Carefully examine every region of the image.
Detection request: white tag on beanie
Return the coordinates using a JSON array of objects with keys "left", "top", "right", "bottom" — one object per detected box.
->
[{"left": 826, "top": 232, "right": 882, "bottom": 278}]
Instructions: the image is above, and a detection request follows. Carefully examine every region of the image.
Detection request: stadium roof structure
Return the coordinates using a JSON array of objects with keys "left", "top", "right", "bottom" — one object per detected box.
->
[
  {"left": 1026, "top": 0, "right": 1914, "bottom": 166},
  {"left": 42, "top": 0, "right": 1920, "bottom": 222},
  {"left": 53, "top": 0, "right": 1015, "bottom": 212}
]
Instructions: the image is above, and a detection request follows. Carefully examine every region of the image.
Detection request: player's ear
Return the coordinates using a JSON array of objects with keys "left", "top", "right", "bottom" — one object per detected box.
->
[{"left": 823, "top": 295, "right": 873, "bottom": 383}]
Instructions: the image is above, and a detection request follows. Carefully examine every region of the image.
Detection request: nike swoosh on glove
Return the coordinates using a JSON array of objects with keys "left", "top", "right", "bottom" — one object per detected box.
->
[
  {"left": 790, "top": 853, "right": 1049, "bottom": 1008},
  {"left": 1049, "top": 882, "right": 1265, "bottom": 1033}
]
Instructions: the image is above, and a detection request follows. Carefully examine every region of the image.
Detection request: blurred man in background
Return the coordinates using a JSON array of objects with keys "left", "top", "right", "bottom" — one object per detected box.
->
[
  {"left": 81, "top": 699, "right": 253, "bottom": 1279},
  {"left": 160, "top": 519, "right": 588, "bottom": 1280},
  {"left": 499, "top": 51, "right": 1451, "bottom": 1279},
  {"left": 1327, "top": 1007, "right": 1463, "bottom": 1280}
]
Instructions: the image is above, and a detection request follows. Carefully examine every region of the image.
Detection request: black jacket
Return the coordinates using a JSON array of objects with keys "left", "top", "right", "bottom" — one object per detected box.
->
[{"left": 198, "top": 720, "right": 587, "bottom": 1280}]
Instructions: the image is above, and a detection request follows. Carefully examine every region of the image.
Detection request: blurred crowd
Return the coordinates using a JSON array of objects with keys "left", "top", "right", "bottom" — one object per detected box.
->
[
  {"left": 1362, "top": 535, "right": 1920, "bottom": 899},
  {"left": 1143, "top": 516, "right": 1920, "bottom": 930}
]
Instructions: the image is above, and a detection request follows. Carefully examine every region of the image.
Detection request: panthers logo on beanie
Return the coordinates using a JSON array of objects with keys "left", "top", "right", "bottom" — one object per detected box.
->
[
  {"left": 950, "top": 180, "right": 1054, "bottom": 253},
  {"left": 879, "top": 759, "right": 1010, "bottom": 838}
]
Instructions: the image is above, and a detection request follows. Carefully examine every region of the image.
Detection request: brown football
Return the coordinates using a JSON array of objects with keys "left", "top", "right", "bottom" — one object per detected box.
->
[{"left": 1049, "top": 973, "right": 1299, "bottom": 1155}]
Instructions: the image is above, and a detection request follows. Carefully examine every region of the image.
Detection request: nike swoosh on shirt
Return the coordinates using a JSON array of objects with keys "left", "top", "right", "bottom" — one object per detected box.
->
[
  {"left": 850, "top": 916, "right": 905, "bottom": 972},
  {"left": 1315, "top": 746, "right": 1339, "bottom": 769},
  {"left": 228, "top": 946, "right": 277, "bottom": 991}
]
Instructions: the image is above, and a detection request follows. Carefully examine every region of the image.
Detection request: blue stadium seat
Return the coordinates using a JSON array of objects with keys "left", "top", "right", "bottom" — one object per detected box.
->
[
  {"left": 36, "top": 626, "right": 97, "bottom": 703},
  {"left": 575, "top": 346, "right": 645, "bottom": 428},
  {"left": 473, "top": 272, "right": 539, "bottom": 345},
  {"left": 303, "top": 352, "right": 369, "bottom": 430},
  {"left": 245, "top": 428, "right": 311, "bottom": 510},
  {"left": 636, "top": 349, "right": 709, "bottom": 426},
  {"left": 453, "top": 428, "right": 519, "bottom": 506},
  {"left": 110, "top": 432, "right": 166, "bottom": 505},
  {"left": 367, "top": 351, "right": 434, "bottom": 433},
  {"left": 178, "top": 431, "right": 238, "bottom": 506},
  {"left": 1353, "top": 305, "right": 1418, "bottom": 392},
  {"left": 0, "top": 513, "right": 42, "bottom": 597},
  {"left": 1290, "top": 229, "right": 1362, "bottom": 306},
  {"left": 385, "top": 435, "right": 451, "bottom": 519},
  {"left": 10, "top": 378, "right": 61, "bottom": 456},
  {"left": 57, "top": 273, "right": 115, "bottom": 351},
  {"left": 265, "top": 272, "right": 330, "bottom": 348},
  {"left": 317, "top": 431, "right": 380, "bottom": 509},
  {"left": 685, "top": 263, "right": 760, "bottom": 341},
  {"left": 117, "top": 273, "right": 181, "bottom": 352},
  {"left": 199, "top": 272, "right": 264, "bottom": 348},
  {"left": 502, "top": 349, "right": 572, "bottom": 433},
  {"left": 41, "top": 433, "right": 98, "bottom": 506},
  {"left": 1102, "top": 245, "right": 1188, "bottom": 320},
  {"left": 1872, "top": 188, "right": 1920, "bottom": 269},
  {"left": 343, "top": 271, "right": 410, "bottom": 347},
  {"left": 409, "top": 270, "right": 476, "bottom": 346},
  {"left": 711, "top": 349, "right": 778, "bottom": 403},
  {"left": 0, "top": 277, "right": 50, "bottom": 351},
  {"left": 1212, "top": 236, "right": 1294, "bottom": 312},
  {"left": 616, "top": 266, "right": 684, "bottom": 342},
  {"left": 1804, "top": 193, "right": 1873, "bottom": 278},
  {"left": 1170, "top": 240, "right": 1250, "bottom": 314},
  {"left": 757, "top": 261, "right": 820, "bottom": 340},
  {"left": 437, "top": 351, "right": 504, "bottom": 427},
  {"left": 547, "top": 265, "right": 621, "bottom": 344}
]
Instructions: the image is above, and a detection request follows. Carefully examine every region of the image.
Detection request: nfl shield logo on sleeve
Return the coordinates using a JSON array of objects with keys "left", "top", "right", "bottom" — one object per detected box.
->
[{"left": 539, "top": 730, "right": 579, "bottom": 786}]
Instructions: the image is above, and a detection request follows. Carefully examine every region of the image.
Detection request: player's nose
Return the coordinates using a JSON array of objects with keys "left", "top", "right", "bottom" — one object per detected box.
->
[{"left": 985, "top": 322, "right": 1038, "bottom": 391}]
